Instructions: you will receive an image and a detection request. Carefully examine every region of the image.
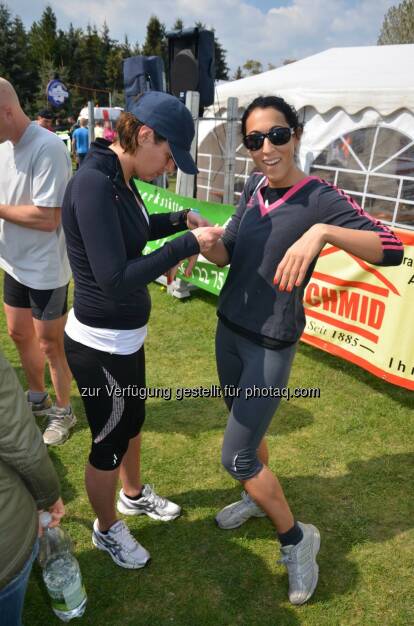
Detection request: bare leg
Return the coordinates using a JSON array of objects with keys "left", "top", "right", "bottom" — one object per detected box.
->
[
  {"left": 4, "top": 304, "right": 45, "bottom": 391},
  {"left": 243, "top": 465, "right": 294, "bottom": 534},
  {"left": 85, "top": 462, "right": 119, "bottom": 531},
  {"left": 34, "top": 316, "right": 72, "bottom": 407},
  {"left": 257, "top": 437, "right": 269, "bottom": 465},
  {"left": 119, "top": 433, "right": 142, "bottom": 497}
]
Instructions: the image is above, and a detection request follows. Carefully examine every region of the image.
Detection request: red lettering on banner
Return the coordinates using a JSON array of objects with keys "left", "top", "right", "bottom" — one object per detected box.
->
[
  {"left": 321, "top": 287, "right": 338, "bottom": 313},
  {"left": 368, "top": 299, "right": 385, "bottom": 329},
  {"left": 359, "top": 295, "right": 369, "bottom": 324},
  {"left": 338, "top": 290, "right": 359, "bottom": 321},
  {"left": 304, "top": 282, "right": 387, "bottom": 335},
  {"left": 305, "top": 283, "right": 321, "bottom": 306}
]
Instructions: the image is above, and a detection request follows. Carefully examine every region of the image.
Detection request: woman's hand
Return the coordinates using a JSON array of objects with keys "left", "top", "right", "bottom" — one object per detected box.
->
[
  {"left": 38, "top": 497, "right": 65, "bottom": 536},
  {"left": 186, "top": 210, "right": 211, "bottom": 230},
  {"left": 274, "top": 224, "right": 326, "bottom": 291},
  {"left": 191, "top": 226, "right": 224, "bottom": 253}
]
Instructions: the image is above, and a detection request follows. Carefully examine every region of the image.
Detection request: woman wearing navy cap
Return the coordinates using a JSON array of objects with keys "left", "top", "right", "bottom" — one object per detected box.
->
[
  {"left": 62, "top": 91, "right": 222, "bottom": 569},
  {"left": 203, "top": 95, "right": 403, "bottom": 604}
]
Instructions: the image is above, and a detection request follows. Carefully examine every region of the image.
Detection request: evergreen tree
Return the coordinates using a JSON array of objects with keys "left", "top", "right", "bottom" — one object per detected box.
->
[
  {"left": 378, "top": 0, "right": 414, "bottom": 43},
  {"left": 142, "top": 15, "right": 167, "bottom": 67},
  {"left": 29, "top": 5, "right": 58, "bottom": 65},
  {"left": 172, "top": 18, "right": 184, "bottom": 31},
  {"left": 243, "top": 59, "right": 263, "bottom": 75},
  {"left": 233, "top": 66, "right": 244, "bottom": 80},
  {"left": 9, "top": 17, "right": 36, "bottom": 112},
  {"left": 0, "top": 4, "right": 13, "bottom": 80}
]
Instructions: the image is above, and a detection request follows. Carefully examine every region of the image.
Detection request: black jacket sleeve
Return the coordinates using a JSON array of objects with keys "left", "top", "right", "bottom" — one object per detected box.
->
[
  {"left": 221, "top": 173, "right": 264, "bottom": 260},
  {"left": 148, "top": 211, "right": 188, "bottom": 240},
  {"left": 72, "top": 171, "right": 200, "bottom": 298},
  {"left": 317, "top": 183, "right": 404, "bottom": 266}
]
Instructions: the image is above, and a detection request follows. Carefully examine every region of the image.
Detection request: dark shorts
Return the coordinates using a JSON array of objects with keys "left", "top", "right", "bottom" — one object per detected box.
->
[
  {"left": 64, "top": 333, "right": 146, "bottom": 471},
  {"left": 3, "top": 273, "right": 68, "bottom": 321}
]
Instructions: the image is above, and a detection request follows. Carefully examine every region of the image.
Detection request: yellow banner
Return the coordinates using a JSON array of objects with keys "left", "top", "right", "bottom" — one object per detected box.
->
[{"left": 302, "top": 229, "right": 414, "bottom": 390}]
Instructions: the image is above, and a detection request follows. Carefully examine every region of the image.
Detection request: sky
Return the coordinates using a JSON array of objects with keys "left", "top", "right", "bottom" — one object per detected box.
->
[{"left": 6, "top": 0, "right": 397, "bottom": 75}]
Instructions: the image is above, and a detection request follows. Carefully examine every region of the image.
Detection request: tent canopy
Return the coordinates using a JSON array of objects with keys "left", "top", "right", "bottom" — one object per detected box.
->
[{"left": 210, "top": 44, "right": 414, "bottom": 116}]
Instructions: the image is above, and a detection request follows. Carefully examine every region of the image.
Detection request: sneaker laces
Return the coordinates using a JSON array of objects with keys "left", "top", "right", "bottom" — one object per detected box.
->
[
  {"left": 142, "top": 484, "right": 167, "bottom": 509},
  {"left": 113, "top": 522, "right": 140, "bottom": 552},
  {"left": 45, "top": 407, "right": 72, "bottom": 432}
]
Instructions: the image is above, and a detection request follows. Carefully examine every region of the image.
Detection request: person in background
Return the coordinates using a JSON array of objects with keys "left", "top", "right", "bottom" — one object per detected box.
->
[
  {"left": 202, "top": 95, "right": 404, "bottom": 605},
  {"left": 62, "top": 91, "right": 222, "bottom": 570},
  {"left": 72, "top": 118, "right": 89, "bottom": 168},
  {"left": 103, "top": 119, "right": 116, "bottom": 143},
  {"left": 94, "top": 120, "right": 104, "bottom": 139},
  {"left": 0, "top": 78, "right": 76, "bottom": 446},
  {"left": 0, "top": 348, "right": 64, "bottom": 626},
  {"left": 36, "top": 109, "right": 54, "bottom": 131}
]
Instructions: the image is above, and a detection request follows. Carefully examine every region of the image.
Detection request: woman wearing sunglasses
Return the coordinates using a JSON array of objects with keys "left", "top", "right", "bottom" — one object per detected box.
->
[{"left": 203, "top": 95, "right": 403, "bottom": 605}]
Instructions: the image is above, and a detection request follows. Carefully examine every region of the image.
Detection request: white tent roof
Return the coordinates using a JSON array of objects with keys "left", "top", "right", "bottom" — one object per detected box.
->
[{"left": 211, "top": 45, "right": 414, "bottom": 116}]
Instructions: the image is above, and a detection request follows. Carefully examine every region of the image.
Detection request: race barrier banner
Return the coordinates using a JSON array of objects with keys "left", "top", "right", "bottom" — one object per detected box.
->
[{"left": 136, "top": 181, "right": 414, "bottom": 390}]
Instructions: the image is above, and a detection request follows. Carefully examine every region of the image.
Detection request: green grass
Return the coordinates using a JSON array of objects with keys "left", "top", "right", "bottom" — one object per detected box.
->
[{"left": 1, "top": 277, "right": 413, "bottom": 626}]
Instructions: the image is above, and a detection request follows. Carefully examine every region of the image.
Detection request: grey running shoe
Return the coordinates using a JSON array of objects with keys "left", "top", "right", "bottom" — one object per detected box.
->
[
  {"left": 43, "top": 406, "right": 77, "bottom": 445},
  {"left": 215, "top": 491, "right": 267, "bottom": 529},
  {"left": 26, "top": 391, "right": 52, "bottom": 417},
  {"left": 117, "top": 485, "right": 181, "bottom": 521},
  {"left": 92, "top": 519, "right": 150, "bottom": 569},
  {"left": 278, "top": 521, "right": 320, "bottom": 605}
]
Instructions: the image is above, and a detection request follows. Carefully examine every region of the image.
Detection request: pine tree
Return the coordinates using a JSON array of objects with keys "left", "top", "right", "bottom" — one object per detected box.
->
[
  {"left": 142, "top": 15, "right": 167, "bottom": 67},
  {"left": 378, "top": 0, "right": 414, "bottom": 43}
]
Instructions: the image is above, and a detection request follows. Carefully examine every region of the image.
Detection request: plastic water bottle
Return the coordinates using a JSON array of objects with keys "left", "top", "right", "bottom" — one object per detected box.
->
[{"left": 38, "top": 512, "right": 87, "bottom": 622}]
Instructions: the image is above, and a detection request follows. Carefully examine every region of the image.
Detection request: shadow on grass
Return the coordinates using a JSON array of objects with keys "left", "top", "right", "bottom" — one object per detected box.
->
[
  {"left": 144, "top": 396, "right": 315, "bottom": 437},
  {"left": 298, "top": 343, "right": 414, "bottom": 409},
  {"left": 24, "top": 453, "right": 413, "bottom": 626}
]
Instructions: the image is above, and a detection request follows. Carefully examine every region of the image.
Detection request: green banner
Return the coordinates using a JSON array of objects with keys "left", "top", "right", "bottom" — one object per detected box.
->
[{"left": 135, "top": 180, "right": 233, "bottom": 295}]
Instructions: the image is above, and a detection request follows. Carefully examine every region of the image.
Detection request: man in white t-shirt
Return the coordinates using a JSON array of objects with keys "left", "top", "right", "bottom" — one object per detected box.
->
[{"left": 0, "top": 78, "right": 76, "bottom": 445}]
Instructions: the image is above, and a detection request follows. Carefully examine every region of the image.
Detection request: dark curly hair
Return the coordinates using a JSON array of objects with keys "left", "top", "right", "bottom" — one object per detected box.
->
[{"left": 241, "top": 96, "right": 303, "bottom": 137}]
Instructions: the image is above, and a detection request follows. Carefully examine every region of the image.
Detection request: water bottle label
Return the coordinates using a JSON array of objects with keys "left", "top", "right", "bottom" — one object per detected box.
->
[{"left": 52, "top": 582, "right": 86, "bottom": 612}]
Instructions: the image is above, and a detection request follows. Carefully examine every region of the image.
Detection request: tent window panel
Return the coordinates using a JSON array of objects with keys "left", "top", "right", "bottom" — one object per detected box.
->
[
  {"left": 364, "top": 197, "right": 396, "bottom": 223},
  {"left": 367, "top": 175, "right": 400, "bottom": 199},
  {"left": 372, "top": 128, "right": 412, "bottom": 170},
  {"left": 402, "top": 179, "right": 414, "bottom": 201},
  {"left": 313, "top": 140, "right": 360, "bottom": 171},
  {"left": 378, "top": 147, "right": 414, "bottom": 177},
  {"left": 336, "top": 170, "right": 365, "bottom": 193},
  {"left": 397, "top": 202, "right": 414, "bottom": 227},
  {"left": 310, "top": 167, "right": 337, "bottom": 184},
  {"left": 345, "top": 128, "right": 376, "bottom": 169}
]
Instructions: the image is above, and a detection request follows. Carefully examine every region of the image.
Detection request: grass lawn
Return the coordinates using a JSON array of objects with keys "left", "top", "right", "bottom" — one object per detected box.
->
[{"left": 1, "top": 277, "right": 413, "bottom": 626}]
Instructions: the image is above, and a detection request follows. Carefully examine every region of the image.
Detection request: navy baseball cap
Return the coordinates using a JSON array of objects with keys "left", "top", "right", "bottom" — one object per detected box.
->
[{"left": 129, "top": 91, "right": 198, "bottom": 175}]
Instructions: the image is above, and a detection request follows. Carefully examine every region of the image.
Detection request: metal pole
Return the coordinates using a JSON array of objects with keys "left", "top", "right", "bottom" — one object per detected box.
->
[
  {"left": 223, "top": 97, "right": 238, "bottom": 205},
  {"left": 87, "top": 101, "right": 95, "bottom": 145},
  {"left": 175, "top": 91, "right": 200, "bottom": 198},
  {"left": 109, "top": 91, "right": 112, "bottom": 107}
]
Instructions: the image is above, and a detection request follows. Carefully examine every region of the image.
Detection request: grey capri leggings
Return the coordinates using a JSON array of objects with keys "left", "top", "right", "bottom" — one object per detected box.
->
[{"left": 215, "top": 320, "right": 297, "bottom": 481}]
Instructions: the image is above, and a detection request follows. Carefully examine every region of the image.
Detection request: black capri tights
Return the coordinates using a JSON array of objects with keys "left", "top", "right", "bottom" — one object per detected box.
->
[
  {"left": 64, "top": 334, "right": 146, "bottom": 470},
  {"left": 215, "top": 321, "right": 296, "bottom": 481}
]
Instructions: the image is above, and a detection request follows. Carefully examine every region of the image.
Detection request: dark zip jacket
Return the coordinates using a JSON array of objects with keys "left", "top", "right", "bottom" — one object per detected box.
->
[{"left": 62, "top": 139, "right": 200, "bottom": 329}]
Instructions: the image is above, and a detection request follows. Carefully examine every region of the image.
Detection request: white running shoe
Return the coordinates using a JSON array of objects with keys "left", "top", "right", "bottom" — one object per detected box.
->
[
  {"left": 278, "top": 521, "right": 320, "bottom": 605},
  {"left": 215, "top": 491, "right": 267, "bottom": 529},
  {"left": 43, "top": 406, "right": 77, "bottom": 445},
  {"left": 92, "top": 519, "right": 150, "bottom": 569},
  {"left": 117, "top": 485, "right": 181, "bottom": 521}
]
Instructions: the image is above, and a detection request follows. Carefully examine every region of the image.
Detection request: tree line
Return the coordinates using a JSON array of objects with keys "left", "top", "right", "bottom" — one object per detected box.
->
[{"left": 0, "top": 5, "right": 229, "bottom": 117}]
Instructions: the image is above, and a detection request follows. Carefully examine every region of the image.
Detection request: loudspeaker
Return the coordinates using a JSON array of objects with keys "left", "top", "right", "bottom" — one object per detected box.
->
[
  {"left": 167, "top": 28, "right": 215, "bottom": 108},
  {"left": 123, "top": 56, "right": 165, "bottom": 111}
]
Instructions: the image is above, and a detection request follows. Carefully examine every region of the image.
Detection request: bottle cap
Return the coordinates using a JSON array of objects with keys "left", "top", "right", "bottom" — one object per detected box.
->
[{"left": 39, "top": 511, "right": 52, "bottom": 528}]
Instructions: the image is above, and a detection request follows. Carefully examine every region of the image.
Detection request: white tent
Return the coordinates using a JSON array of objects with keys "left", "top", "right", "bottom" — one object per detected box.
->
[{"left": 198, "top": 45, "right": 414, "bottom": 230}]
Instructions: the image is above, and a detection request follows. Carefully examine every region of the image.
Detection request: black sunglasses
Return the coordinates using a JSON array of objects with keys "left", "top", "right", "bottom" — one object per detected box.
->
[{"left": 243, "top": 126, "right": 294, "bottom": 151}]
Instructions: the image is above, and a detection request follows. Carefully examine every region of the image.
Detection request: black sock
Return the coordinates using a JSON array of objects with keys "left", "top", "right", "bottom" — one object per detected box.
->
[
  {"left": 278, "top": 522, "right": 303, "bottom": 546},
  {"left": 124, "top": 489, "right": 143, "bottom": 501}
]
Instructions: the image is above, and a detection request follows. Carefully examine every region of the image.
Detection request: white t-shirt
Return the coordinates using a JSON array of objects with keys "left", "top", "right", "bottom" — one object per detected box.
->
[
  {"left": 65, "top": 308, "right": 147, "bottom": 355},
  {"left": 0, "top": 122, "right": 72, "bottom": 289}
]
